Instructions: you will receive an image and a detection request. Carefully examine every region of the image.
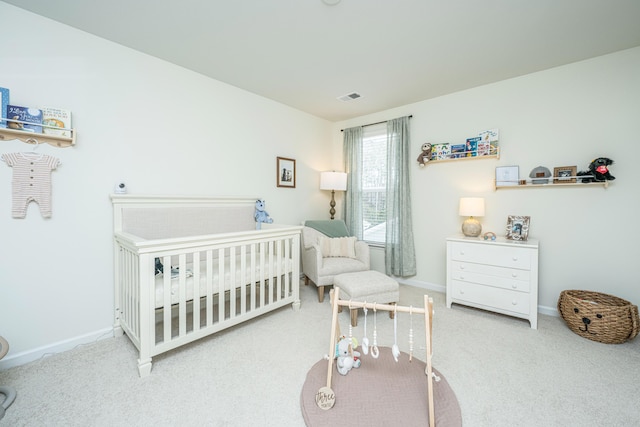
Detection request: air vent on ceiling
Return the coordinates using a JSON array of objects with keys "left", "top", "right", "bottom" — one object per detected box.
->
[{"left": 337, "top": 92, "right": 362, "bottom": 102}]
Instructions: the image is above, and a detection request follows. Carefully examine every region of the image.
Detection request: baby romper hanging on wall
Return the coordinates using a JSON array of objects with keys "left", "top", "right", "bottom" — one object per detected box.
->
[{"left": 1, "top": 152, "right": 61, "bottom": 218}]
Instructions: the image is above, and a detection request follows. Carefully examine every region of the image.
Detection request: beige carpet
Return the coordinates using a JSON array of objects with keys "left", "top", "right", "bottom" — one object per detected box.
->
[{"left": 0, "top": 282, "right": 639, "bottom": 426}]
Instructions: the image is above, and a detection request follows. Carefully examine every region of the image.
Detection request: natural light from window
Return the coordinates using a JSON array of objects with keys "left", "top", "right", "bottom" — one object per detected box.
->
[{"left": 362, "top": 124, "right": 386, "bottom": 244}]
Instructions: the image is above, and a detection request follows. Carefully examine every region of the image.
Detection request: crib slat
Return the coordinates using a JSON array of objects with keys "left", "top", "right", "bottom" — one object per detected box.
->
[
  {"left": 229, "top": 246, "right": 236, "bottom": 318},
  {"left": 178, "top": 253, "right": 187, "bottom": 337},
  {"left": 276, "top": 238, "right": 283, "bottom": 301},
  {"left": 192, "top": 251, "right": 201, "bottom": 332},
  {"left": 259, "top": 242, "right": 266, "bottom": 308},
  {"left": 162, "top": 255, "right": 172, "bottom": 344},
  {"left": 250, "top": 243, "right": 257, "bottom": 312},
  {"left": 218, "top": 248, "right": 225, "bottom": 323},
  {"left": 206, "top": 250, "right": 213, "bottom": 326},
  {"left": 240, "top": 244, "right": 247, "bottom": 315}
]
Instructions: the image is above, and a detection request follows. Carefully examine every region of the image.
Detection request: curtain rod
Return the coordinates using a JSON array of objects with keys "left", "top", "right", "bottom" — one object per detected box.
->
[{"left": 340, "top": 115, "right": 412, "bottom": 132}]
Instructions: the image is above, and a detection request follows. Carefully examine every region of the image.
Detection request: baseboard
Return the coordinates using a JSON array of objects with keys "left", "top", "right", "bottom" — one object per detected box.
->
[
  {"left": 0, "top": 327, "right": 114, "bottom": 371},
  {"left": 395, "top": 278, "right": 560, "bottom": 317},
  {"left": 395, "top": 277, "right": 446, "bottom": 294}
]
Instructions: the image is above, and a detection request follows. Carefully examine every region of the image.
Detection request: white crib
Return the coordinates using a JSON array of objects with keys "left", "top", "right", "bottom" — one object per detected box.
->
[{"left": 111, "top": 195, "right": 302, "bottom": 377}]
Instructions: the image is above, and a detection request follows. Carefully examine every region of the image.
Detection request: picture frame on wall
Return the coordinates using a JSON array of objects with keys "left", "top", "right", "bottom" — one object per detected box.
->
[
  {"left": 276, "top": 157, "right": 296, "bottom": 188},
  {"left": 553, "top": 165, "right": 577, "bottom": 183},
  {"left": 495, "top": 165, "right": 519, "bottom": 186},
  {"left": 506, "top": 215, "right": 530, "bottom": 241}
]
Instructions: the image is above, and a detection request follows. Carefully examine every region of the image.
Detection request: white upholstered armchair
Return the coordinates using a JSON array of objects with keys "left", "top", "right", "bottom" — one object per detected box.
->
[{"left": 301, "top": 220, "right": 370, "bottom": 302}]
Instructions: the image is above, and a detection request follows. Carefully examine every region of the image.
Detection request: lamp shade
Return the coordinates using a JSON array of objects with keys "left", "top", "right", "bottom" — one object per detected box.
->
[
  {"left": 459, "top": 197, "right": 485, "bottom": 217},
  {"left": 320, "top": 172, "right": 347, "bottom": 191}
]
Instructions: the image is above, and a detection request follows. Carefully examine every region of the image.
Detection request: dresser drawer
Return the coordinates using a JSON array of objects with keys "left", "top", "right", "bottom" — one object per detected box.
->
[
  {"left": 450, "top": 242, "right": 532, "bottom": 270},
  {"left": 450, "top": 261, "right": 530, "bottom": 292},
  {"left": 450, "top": 280, "right": 530, "bottom": 315}
]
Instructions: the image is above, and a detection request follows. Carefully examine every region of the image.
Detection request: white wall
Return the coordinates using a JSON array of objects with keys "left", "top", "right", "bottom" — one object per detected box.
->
[
  {"left": 0, "top": 4, "right": 334, "bottom": 367},
  {"left": 2, "top": 2, "right": 638, "bottom": 368},
  {"left": 335, "top": 47, "right": 640, "bottom": 314}
]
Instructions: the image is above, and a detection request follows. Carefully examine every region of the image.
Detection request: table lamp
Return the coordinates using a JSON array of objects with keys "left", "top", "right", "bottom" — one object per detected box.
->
[
  {"left": 320, "top": 171, "right": 347, "bottom": 219},
  {"left": 459, "top": 197, "right": 485, "bottom": 237}
]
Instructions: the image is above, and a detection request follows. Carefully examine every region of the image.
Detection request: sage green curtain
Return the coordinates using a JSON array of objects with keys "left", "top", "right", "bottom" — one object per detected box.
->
[
  {"left": 385, "top": 116, "right": 416, "bottom": 276},
  {"left": 342, "top": 126, "right": 363, "bottom": 239}
]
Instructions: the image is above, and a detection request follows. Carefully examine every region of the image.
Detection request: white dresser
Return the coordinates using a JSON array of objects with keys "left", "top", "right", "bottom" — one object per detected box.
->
[{"left": 446, "top": 235, "right": 539, "bottom": 329}]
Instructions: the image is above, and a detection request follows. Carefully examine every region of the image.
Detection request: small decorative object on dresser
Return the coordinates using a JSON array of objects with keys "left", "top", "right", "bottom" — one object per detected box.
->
[
  {"left": 459, "top": 197, "right": 485, "bottom": 237},
  {"left": 506, "top": 215, "right": 530, "bottom": 241},
  {"left": 446, "top": 235, "right": 539, "bottom": 328}
]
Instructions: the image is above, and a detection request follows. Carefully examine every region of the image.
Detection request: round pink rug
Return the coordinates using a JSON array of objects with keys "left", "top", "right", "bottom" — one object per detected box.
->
[{"left": 300, "top": 347, "right": 461, "bottom": 426}]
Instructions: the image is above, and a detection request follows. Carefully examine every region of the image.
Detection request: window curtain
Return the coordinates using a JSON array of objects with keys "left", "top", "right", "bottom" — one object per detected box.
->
[
  {"left": 342, "top": 126, "right": 363, "bottom": 239},
  {"left": 385, "top": 116, "right": 416, "bottom": 276}
]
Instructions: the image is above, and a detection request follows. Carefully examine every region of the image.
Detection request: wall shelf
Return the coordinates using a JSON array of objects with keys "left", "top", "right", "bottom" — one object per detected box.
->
[
  {"left": 426, "top": 147, "right": 500, "bottom": 164},
  {"left": 0, "top": 127, "right": 75, "bottom": 148},
  {"left": 495, "top": 178, "right": 610, "bottom": 190}
]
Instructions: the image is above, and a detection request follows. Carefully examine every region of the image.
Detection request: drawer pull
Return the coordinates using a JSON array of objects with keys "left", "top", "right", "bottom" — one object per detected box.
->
[
  {"left": 512, "top": 284, "right": 518, "bottom": 289},
  {"left": 459, "top": 290, "right": 465, "bottom": 295},
  {"left": 459, "top": 251, "right": 465, "bottom": 256},
  {"left": 511, "top": 300, "right": 518, "bottom": 306},
  {"left": 512, "top": 257, "right": 518, "bottom": 261},
  {"left": 512, "top": 272, "right": 518, "bottom": 278}
]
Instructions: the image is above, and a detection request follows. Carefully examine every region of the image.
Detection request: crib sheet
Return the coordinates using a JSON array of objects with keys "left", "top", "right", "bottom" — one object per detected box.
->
[{"left": 154, "top": 254, "right": 293, "bottom": 308}]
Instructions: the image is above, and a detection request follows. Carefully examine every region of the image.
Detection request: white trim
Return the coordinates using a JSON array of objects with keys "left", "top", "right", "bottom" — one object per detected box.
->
[{"left": 0, "top": 327, "right": 113, "bottom": 371}]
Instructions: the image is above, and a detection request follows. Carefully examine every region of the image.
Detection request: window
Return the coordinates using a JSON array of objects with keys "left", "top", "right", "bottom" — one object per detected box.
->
[{"left": 361, "top": 124, "right": 387, "bottom": 244}]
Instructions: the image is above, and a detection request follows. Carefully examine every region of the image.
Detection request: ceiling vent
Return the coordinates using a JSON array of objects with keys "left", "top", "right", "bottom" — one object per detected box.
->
[{"left": 337, "top": 92, "right": 362, "bottom": 102}]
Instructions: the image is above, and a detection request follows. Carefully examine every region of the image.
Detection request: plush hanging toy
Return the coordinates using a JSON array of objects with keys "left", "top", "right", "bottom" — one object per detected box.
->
[
  {"left": 416, "top": 143, "right": 432, "bottom": 167},
  {"left": 335, "top": 336, "right": 361, "bottom": 376},
  {"left": 577, "top": 157, "right": 616, "bottom": 183},
  {"left": 254, "top": 199, "right": 274, "bottom": 230}
]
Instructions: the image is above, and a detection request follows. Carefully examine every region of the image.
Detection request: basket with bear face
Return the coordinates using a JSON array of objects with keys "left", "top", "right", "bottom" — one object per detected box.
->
[{"left": 558, "top": 290, "right": 639, "bottom": 344}]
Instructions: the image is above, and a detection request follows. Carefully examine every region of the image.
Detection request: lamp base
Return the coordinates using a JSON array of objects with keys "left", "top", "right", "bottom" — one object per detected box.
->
[
  {"left": 462, "top": 217, "right": 482, "bottom": 237},
  {"left": 329, "top": 190, "right": 336, "bottom": 220}
]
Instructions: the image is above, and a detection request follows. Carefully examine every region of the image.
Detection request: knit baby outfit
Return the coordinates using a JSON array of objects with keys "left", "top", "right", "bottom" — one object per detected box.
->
[{"left": 2, "top": 152, "right": 60, "bottom": 218}]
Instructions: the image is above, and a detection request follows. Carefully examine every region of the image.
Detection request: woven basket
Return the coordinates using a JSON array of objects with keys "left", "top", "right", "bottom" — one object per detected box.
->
[{"left": 557, "top": 290, "right": 639, "bottom": 344}]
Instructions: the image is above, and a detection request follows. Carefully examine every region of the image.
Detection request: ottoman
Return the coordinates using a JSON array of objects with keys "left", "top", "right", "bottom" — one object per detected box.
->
[{"left": 334, "top": 270, "right": 400, "bottom": 326}]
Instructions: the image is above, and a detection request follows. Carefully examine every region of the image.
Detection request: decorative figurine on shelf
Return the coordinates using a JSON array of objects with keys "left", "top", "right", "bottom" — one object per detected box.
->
[
  {"left": 254, "top": 199, "right": 274, "bottom": 230},
  {"left": 416, "top": 142, "right": 432, "bottom": 167},
  {"left": 577, "top": 157, "right": 616, "bottom": 183},
  {"left": 529, "top": 166, "right": 552, "bottom": 184}
]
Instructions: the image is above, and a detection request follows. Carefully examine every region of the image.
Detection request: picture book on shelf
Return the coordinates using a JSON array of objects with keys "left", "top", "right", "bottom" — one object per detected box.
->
[
  {"left": 0, "top": 87, "right": 8, "bottom": 128},
  {"left": 477, "top": 141, "right": 491, "bottom": 156},
  {"left": 6, "top": 105, "right": 42, "bottom": 133},
  {"left": 465, "top": 137, "right": 480, "bottom": 157},
  {"left": 450, "top": 143, "right": 466, "bottom": 158},
  {"left": 41, "top": 107, "right": 72, "bottom": 137},
  {"left": 431, "top": 143, "right": 451, "bottom": 160},
  {"left": 479, "top": 128, "right": 499, "bottom": 143}
]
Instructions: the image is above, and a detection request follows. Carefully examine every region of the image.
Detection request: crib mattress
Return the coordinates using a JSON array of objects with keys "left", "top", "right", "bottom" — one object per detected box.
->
[{"left": 154, "top": 255, "right": 293, "bottom": 308}]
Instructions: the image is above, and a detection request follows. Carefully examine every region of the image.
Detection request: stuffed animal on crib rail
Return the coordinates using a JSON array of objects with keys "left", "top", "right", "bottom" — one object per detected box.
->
[
  {"left": 254, "top": 199, "right": 274, "bottom": 230},
  {"left": 335, "top": 336, "right": 361, "bottom": 376},
  {"left": 416, "top": 142, "right": 432, "bottom": 167},
  {"left": 577, "top": 157, "right": 616, "bottom": 183}
]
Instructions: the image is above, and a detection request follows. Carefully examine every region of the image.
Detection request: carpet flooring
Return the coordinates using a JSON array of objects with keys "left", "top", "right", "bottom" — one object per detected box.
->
[{"left": 1, "top": 281, "right": 638, "bottom": 426}]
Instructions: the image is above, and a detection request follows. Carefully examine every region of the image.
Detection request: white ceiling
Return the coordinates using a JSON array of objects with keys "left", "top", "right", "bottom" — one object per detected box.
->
[{"left": 4, "top": 0, "right": 640, "bottom": 122}]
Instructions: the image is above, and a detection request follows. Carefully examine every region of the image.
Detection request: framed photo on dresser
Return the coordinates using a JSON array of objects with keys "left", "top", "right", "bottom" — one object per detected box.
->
[{"left": 506, "top": 215, "right": 530, "bottom": 241}]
